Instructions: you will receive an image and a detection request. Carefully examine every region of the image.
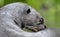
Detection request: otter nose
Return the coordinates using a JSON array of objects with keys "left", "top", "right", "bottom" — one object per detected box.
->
[
  {"left": 37, "top": 18, "right": 44, "bottom": 25},
  {"left": 39, "top": 18, "right": 44, "bottom": 24}
]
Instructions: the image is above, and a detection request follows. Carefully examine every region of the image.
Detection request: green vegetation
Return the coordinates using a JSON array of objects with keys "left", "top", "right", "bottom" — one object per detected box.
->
[{"left": 0, "top": 0, "right": 60, "bottom": 28}]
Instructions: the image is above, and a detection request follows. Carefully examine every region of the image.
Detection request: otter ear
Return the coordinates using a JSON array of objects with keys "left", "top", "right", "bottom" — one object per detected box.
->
[{"left": 26, "top": 9, "right": 31, "bottom": 14}]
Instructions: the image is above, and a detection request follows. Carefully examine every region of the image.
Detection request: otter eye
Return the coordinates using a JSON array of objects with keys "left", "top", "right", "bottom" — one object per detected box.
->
[{"left": 27, "top": 9, "right": 31, "bottom": 14}]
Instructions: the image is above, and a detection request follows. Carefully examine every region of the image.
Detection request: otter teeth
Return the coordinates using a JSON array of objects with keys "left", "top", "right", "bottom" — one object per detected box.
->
[{"left": 32, "top": 27, "right": 38, "bottom": 32}]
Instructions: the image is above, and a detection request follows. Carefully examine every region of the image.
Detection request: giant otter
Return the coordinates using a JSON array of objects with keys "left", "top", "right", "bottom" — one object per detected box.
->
[{"left": 0, "top": 2, "right": 60, "bottom": 37}]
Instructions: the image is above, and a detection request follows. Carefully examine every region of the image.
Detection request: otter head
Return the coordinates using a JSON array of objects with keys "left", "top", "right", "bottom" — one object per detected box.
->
[
  {"left": 8, "top": 3, "right": 46, "bottom": 32},
  {"left": 17, "top": 3, "right": 47, "bottom": 32}
]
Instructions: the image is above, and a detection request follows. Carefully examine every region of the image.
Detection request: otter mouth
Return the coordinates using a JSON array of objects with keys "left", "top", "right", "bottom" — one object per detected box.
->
[
  {"left": 23, "top": 26, "right": 46, "bottom": 32},
  {"left": 21, "top": 23, "right": 46, "bottom": 32}
]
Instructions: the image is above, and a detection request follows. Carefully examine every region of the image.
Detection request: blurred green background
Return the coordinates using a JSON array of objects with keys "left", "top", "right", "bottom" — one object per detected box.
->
[{"left": 0, "top": 0, "right": 60, "bottom": 28}]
